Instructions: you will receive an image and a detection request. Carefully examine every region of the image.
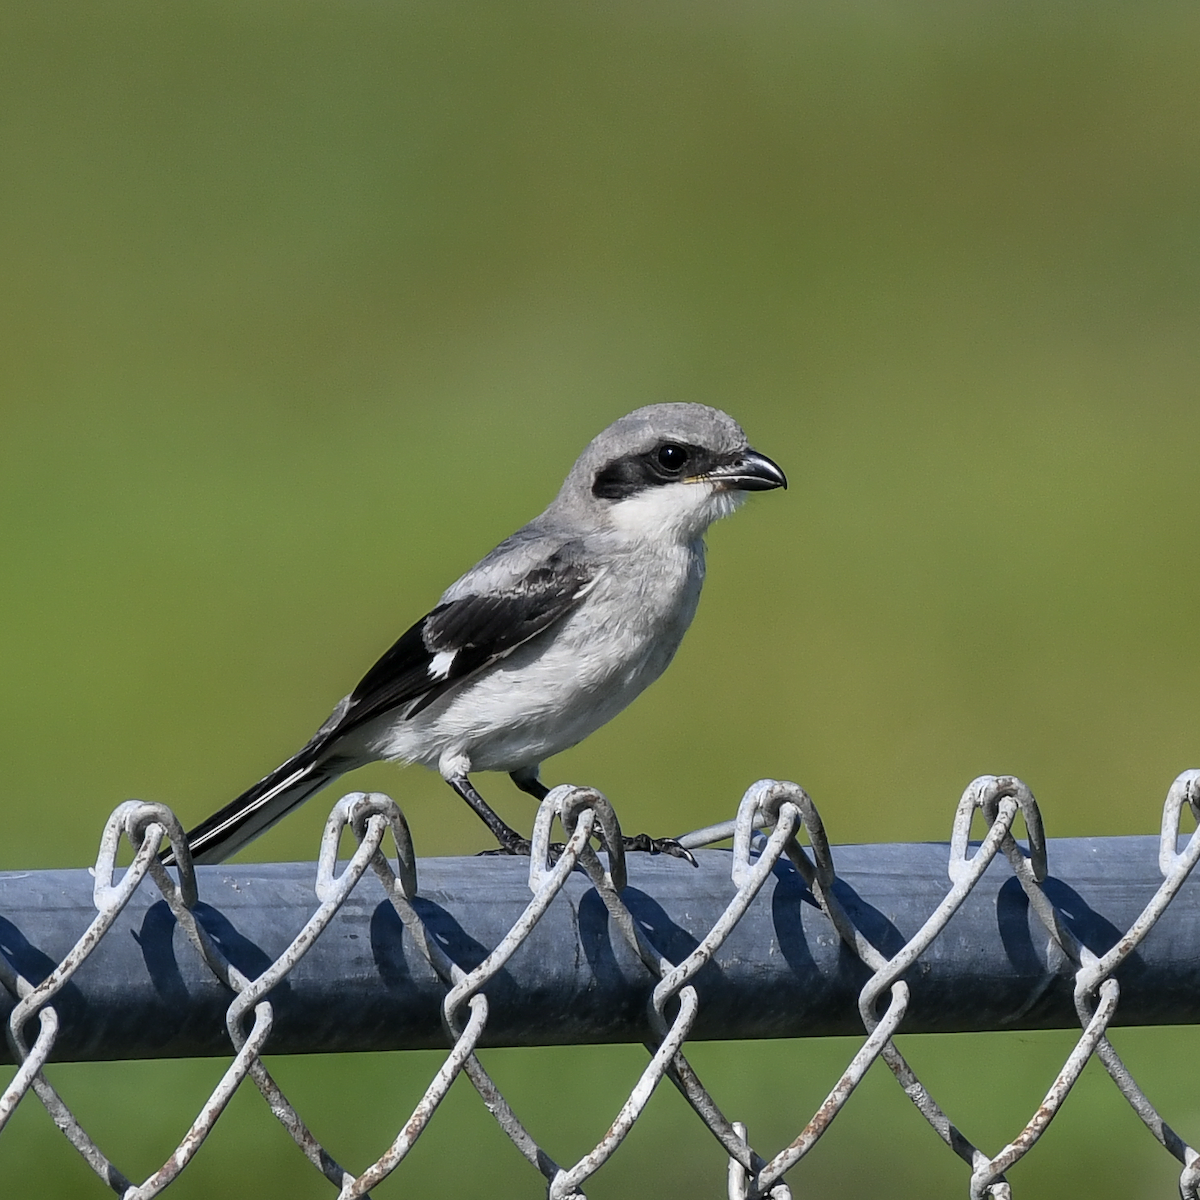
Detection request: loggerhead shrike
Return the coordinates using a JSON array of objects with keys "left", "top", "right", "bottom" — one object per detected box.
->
[{"left": 167, "top": 403, "right": 786, "bottom": 866}]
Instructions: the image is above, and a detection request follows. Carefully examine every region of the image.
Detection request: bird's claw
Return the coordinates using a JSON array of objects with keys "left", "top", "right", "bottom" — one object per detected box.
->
[{"left": 617, "top": 833, "right": 698, "bottom": 867}]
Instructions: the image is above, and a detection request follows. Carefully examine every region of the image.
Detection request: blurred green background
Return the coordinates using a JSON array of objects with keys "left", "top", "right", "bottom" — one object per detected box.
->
[{"left": 3, "top": 1, "right": 1200, "bottom": 1195}]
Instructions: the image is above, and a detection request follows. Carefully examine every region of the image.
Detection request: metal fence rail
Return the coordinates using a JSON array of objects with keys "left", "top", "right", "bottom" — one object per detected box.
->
[{"left": 2, "top": 773, "right": 1200, "bottom": 1198}]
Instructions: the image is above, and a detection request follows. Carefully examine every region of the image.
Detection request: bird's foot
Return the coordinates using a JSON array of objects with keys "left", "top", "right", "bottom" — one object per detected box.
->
[
  {"left": 476, "top": 830, "right": 697, "bottom": 868},
  {"left": 477, "top": 836, "right": 533, "bottom": 857},
  {"left": 477, "top": 838, "right": 568, "bottom": 858},
  {"left": 615, "top": 833, "right": 698, "bottom": 867}
]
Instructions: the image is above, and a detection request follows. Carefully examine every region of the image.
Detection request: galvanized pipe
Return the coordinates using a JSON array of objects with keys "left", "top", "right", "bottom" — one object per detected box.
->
[{"left": 1, "top": 835, "right": 1196, "bottom": 1063}]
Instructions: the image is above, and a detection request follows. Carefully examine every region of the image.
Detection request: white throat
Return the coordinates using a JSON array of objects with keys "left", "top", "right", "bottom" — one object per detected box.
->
[{"left": 605, "top": 481, "right": 745, "bottom": 546}]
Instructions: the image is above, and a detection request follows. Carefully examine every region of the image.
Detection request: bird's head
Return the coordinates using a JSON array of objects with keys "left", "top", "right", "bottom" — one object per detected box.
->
[{"left": 556, "top": 403, "right": 787, "bottom": 546}]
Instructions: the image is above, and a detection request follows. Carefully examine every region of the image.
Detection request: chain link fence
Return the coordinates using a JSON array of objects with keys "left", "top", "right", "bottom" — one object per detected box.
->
[{"left": 3, "top": 771, "right": 1200, "bottom": 1198}]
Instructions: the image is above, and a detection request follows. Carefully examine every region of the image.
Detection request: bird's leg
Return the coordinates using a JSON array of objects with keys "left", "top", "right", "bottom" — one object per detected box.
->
[
  {"left": 509, "top": 768, "right": 549, "bottom": 801},
  {"left": 510, "top": 770, "right": 696, "bottom": 866},
  {"left": 446, "top": 774, "right": 532, "bottom": 855}
]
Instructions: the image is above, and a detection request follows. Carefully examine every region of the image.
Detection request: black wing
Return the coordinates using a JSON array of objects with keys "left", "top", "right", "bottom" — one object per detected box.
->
[{"left": 329, "top": 548, "right": 595, "bottom": 740}]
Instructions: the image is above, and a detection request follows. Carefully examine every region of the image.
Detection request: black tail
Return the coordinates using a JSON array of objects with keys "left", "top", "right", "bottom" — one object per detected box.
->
[{"left": 162, "top": 743, "right": 345, "bottom": 867}]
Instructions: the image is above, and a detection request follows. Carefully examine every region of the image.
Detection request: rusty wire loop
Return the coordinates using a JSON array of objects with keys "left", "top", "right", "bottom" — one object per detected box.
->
[{"left": 2, "top": 773, "right": 1200, "bottom": 1198}]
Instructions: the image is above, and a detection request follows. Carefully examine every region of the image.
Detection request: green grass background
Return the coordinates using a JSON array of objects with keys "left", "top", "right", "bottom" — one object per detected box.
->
[{"left": 2, "top": 2, "right": 1200, "bottom": 1195}]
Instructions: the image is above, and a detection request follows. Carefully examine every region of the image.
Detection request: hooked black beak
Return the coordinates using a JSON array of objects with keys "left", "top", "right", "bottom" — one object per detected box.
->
[{"left": 703, "top": 448, "right": 788, "bottom": 492}]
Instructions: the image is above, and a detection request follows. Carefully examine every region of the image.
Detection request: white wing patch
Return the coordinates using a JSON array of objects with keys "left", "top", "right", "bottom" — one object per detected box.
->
[
  {"left": 428, "top": 648, "right": 458, "bottom": 680},
  {"left": 574, "top": 572, "right": 603, "bottom": 599}
]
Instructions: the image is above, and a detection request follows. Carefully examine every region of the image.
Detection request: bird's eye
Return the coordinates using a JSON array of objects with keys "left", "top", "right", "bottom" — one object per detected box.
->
[{"left": 656, "top": 443, "right": 689, "bottom": 472}]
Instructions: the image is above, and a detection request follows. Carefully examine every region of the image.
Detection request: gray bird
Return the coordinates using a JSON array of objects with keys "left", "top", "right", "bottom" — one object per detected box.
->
[{"left": 169, "top": 403, "right": 786, "bottom": 866}]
